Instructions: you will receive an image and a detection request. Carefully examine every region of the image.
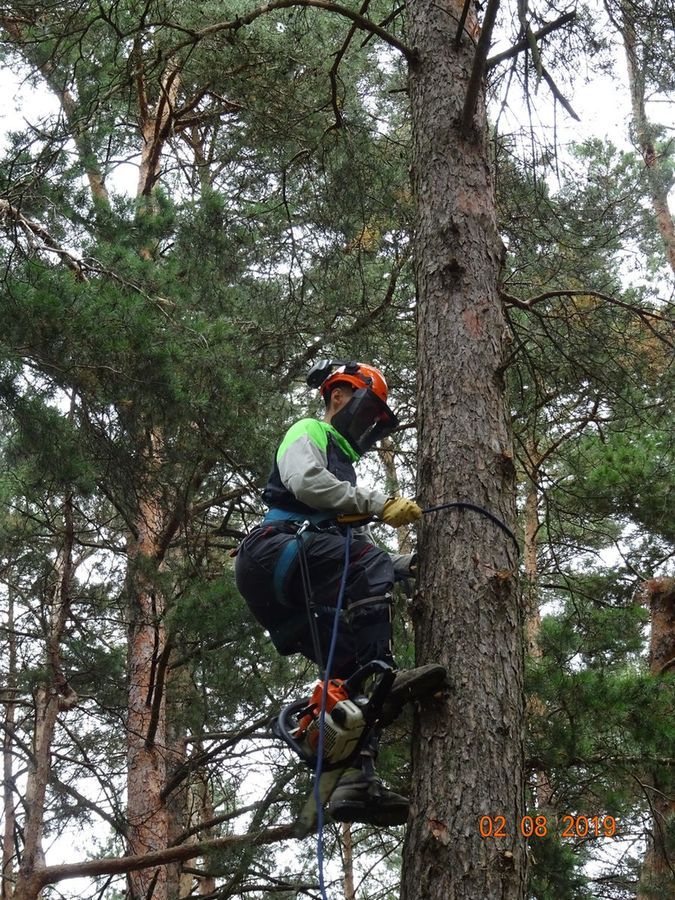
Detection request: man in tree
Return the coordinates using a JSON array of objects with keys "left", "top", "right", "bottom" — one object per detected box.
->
[{"left": 235, "top": 361, "right": 446, "bottom": 825}]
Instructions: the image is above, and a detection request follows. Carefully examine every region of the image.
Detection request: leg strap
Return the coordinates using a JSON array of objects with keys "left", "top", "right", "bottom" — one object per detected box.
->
[{"left": 347, "top": 594, "right": 394, "bottom": 668}]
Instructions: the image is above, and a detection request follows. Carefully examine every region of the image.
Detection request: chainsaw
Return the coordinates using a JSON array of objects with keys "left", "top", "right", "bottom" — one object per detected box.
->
[{"left": 272, "top": 660, "right": 395, "bottom": 836}]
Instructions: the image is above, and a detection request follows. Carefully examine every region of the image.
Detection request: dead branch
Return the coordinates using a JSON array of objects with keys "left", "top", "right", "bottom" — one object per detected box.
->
[
  {"left": 0, "top": 199, "right": 87, "bottom": 280},
  {"left": 460, "top": 0, "right": 502, "bottom": 135},
  {"left": 31, "top": 824, "right": 296, "bottom": 889},
  {"left": 487, "top": 11, "right": 577, "bottom": 69},
  {"left": 540, "top": 65, "right": 580, "bottom": 121}
]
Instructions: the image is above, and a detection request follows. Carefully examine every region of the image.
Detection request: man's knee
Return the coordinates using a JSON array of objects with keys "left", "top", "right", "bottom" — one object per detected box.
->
[{"left": 346, "top": 593, "right": 394, "bottom": 667}]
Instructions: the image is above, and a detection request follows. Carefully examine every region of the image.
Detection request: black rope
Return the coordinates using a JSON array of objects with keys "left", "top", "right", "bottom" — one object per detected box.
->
[
  {"left": 295, "top": 529, "right": 325, "bottom": 671},
  {"left": 422, "top": 501, "right": 520, "bottom": 555}
]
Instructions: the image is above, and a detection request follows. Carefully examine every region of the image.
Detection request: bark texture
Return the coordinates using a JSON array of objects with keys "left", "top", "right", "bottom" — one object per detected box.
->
[
  {"left": 402, "top": 2, "right": 526, "bottom": 897},
  {"left": 638, "top": 578, "right": 675, "bottom": 897},
  {"left": 2, "top": 591, "right": 17, "bottom": 900},
  {"left": 126, "top": 478, "right": 169, "bottom": 900}
]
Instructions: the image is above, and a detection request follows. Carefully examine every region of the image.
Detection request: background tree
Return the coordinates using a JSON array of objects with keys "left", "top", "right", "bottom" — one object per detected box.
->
[{"left": 0, "top": 1, "right": 673, "bottom": 898}]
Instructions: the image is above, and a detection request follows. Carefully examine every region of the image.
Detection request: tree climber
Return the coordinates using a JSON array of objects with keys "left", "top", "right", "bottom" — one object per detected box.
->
[{"left": 235, "top": 361, "right": 446, "bottom": 826}]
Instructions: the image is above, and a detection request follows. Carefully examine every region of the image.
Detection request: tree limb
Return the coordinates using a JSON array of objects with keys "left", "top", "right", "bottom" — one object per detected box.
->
[
  {"left": 31, "top": 824, "right": 297, "bottom": 889},
  {"left": 460, "top": 0, "right": 502, "bottom": 134},
  {"left": 0, "top": 199, "right": 87, "bottom": 280},
  {"left": 500, "top": 287, "right": 673, "bottom": 326},
  {"left": 487, "top": 11, "right": 576, "bottom": 69},
  {"left": 540, "top": 64, "right": 580, "bottom": 121},
  {"left": 172, "top": 0, "right": 417, "bottom": 65}
]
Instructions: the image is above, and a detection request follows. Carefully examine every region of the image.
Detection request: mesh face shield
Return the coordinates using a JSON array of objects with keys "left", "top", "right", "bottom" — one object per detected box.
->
[{"left": 331, "top": 388, "right": 399, "bottom": 455}]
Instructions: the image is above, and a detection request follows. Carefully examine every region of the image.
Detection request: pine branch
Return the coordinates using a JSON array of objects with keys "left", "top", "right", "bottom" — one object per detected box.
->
[
  {"left": 500, "top": 287, "right": 673, "bottom": 327},
  {"left": 487, "top": 11, "right": 576, "bottom": 69},
  {"left": 171, "top": 0, "right": 417, "bottom": 65},
  {"left": 0, "top": 14, "right": 110, "bottom": 207},
  {"left": 540, "top": 65, "right": 580, "bottom": 121},
  {"left": 31, "top": 824, "right": 297, "bottom": 890},
  {"left": 0, "top": 199, "right": 87, "bottom": 280},
  {"left": 328, "top": 0, "right": 371, "bottom": 129}
]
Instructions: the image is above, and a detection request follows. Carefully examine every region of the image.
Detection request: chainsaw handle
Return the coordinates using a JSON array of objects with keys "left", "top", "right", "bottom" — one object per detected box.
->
[
  {"left": 343, "top": 659, "right": 394, "bottom": 701},
  {"left": 273, "top": 698, "right": 316, "bottom": 765}
]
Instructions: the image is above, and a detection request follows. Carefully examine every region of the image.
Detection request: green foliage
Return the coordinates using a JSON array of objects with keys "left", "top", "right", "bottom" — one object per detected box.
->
[{"left": 0, "top": 2, "right": 672, "bottom": 898}]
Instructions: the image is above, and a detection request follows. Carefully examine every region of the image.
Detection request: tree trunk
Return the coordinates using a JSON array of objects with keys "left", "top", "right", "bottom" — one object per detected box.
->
[
  {"left": 402, "top": 2, "right": 526, "bottom": 898},
  {"left": 522, "top": 459, "right": 554, "bottom": 810},
  {"left": 126, "top": 480, "right": 169, "bottom": 900},
  {"left": 637, "top": 578, "right": 675, "bottom": 898},
  {"left": 341, "top": 823, "right": 356, "bottom": 900},
  {"left": 2, "top": 590, "right": 17, "bottom": 900},
  {"left": 621, "top": 7, "right": 675, "bottom": 275},
  {"left": 13, "top": 497, "right": 76, "bottom": 900}
]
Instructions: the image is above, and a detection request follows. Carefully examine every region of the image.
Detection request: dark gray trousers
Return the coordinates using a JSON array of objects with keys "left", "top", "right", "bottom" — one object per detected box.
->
[{"left": 235, "top": 524, "right": 395, "bottom": 678}]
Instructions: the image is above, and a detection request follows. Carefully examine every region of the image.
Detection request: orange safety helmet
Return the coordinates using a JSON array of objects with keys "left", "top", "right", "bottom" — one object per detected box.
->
[{"left": 320, "top": 362, "right": 389, "bottom": 404}]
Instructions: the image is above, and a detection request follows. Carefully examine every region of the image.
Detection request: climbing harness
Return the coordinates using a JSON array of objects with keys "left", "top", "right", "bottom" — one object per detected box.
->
[
  {"left": 269, "top": 499, "right": 519, "bottom": 898},
  {"left": 271, "top": 525, "right": 396, "bottom": 899}
]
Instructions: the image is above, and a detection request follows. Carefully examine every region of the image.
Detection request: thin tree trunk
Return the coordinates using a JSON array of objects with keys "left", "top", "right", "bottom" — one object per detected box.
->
[
  {"left": 522, "top": 458, "right": 554, "bottom": 810},
  {"left": 2, "top": 590, "right": 17, "bottom": 900},
  {"left": 13, "top": 497, "right": 76, "bottom": 900},
  {"left": 165, "top": 661, "right": 193, "bottom": 900},
  {"left": 341, "top": 823, "right": 356, "bottom": 900},
  {"left": 195, "top": 769, "right": 217, "bottom": 897},
  {"left": 402, "top": 1, "right": 526, "bottom": 898},
  {"left": 379, "top": 437, "right": 415, "bottom": 555},
  {"left": 621, "top": 7, "right": 675, "bottom": 275},
  {"left": 637, "top": 577, "right": 675, "bottom": 897}
]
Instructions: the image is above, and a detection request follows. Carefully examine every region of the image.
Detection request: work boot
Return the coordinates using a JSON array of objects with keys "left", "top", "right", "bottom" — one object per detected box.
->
[
  {"left": 328, "top": 768, "right": 409, "bottom": 826},
  {"left": 378, "top": 663, "right": 447, "bottom": 726}
]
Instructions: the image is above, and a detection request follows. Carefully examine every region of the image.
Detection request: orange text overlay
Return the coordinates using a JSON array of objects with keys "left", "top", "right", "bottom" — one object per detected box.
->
[{"left": 479, "top": 815, "right": 618, "bottom": 839}]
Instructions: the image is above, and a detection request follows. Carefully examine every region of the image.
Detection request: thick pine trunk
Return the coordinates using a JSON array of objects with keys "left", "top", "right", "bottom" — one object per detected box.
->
[
  {"left": 402, "top": 2, "right": 526, "bottom": 898},
  {"left": 2, "top": 591, "right": 17, "bottom": 900},
  {"left": 637, "top": 578, "right": 675, "bottom": 898},
  {"left": 126, "top": 484, "right": 169, "bottom": 900}
]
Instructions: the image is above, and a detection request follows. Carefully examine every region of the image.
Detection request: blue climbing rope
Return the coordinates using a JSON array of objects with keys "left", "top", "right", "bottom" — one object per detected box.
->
[{"left": 314, "top": 524, "right": 351, "bottom": 900}]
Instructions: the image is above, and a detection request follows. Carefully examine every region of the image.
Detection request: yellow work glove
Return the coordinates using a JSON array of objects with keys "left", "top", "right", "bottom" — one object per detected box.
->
[{"left": 381, "top": 497, "right": 423, "bottom": 528}]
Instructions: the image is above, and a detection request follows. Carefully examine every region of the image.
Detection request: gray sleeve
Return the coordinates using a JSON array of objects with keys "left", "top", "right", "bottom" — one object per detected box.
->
[{"left": 278, "top": 433, "right": 388, "bottom": 516}]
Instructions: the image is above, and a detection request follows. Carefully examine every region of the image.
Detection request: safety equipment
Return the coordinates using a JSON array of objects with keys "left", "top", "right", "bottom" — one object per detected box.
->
[
  {"left": 305, "top": 360, "right": 399, "bottom": 455},
  {"left": 347, "top": 594, "right": 394, "bottom": 668},
  {"left": 329, "top": 767, "right": 409, "bottom": 826},
  {"left": 319, "top": 362, "right": 389, "bottom": 404},
  {"left": 272, "top": 661, "right": 396, "bottom": 836},
  {"left": 330, "top": 387, "right": 399, "bottom": 455},
  {"left": 381, "top": 497, "right": 423, "bottom": 527}
]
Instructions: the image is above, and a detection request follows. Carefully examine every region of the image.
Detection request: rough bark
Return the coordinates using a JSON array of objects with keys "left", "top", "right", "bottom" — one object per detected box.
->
[
  {"left": 125, "top": 476, "right": 170, "bottom": 900},
  {"left": 637, "top": 578, "right": 675, "bottom": 897},
  {"left": 401, "top": 2, "right": 526, "bottom": 898},
  {"left": 621, "top": 8, "right": 675, "bottom": 276},
  {"left": 2, "top": 591, "right": 17, "bottom": 900}
]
